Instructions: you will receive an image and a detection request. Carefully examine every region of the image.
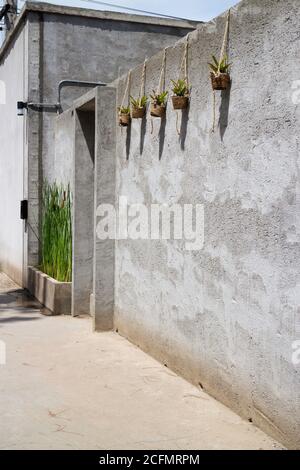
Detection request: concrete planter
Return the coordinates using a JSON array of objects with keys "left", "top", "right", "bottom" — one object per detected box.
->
[{"left": 28, "top": 267, "right": 71, "bottom": 315}]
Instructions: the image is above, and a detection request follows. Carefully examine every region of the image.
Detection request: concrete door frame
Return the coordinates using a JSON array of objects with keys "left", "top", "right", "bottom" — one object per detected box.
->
[
  {"left": 71, "top": 87, "right": 116, "bottom": 330},
  {"left": 72, "top": 96, "right": 96, "bottom": 318}
]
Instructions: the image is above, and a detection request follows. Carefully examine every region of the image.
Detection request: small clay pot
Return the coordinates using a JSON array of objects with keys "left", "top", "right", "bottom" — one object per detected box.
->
[
  {"left": 172, "top": 95, "right": 189, "bottom": 110},
  {"left": 150, "top": 103, "right": 166, "bottom": 118},
  {"left": 211, "top": 72, "right": 230, "bottom": 91},
  {"left": 131, "top": 106, "right": 146, "bottom": 119},
  {"left": 119, "top": 113, "right": 131, "bottom": 127}
]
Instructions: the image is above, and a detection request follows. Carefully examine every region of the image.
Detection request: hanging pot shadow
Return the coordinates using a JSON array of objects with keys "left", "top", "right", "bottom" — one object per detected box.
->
[
  {"left": 139, "top": 114, "right": 147, "bottom": 155},
  {"left": 179, "top": 104, "right": 190, "bottom": 150},
  {"left": 219, "top": 79, "right": 232, "bottom": 141},
  {"left": 126, "top": 122, "right": 132, "bottom": 161},
  {"left": 159, "top": 114, "right": 167, "bottom": 161}
]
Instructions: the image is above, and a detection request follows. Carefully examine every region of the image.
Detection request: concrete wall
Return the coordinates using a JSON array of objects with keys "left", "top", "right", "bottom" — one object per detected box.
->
[
  {"left": 93, "top": 87, "right": 116, "bottom": 331},
  {"left": 0, "top": 4, "right": 195, "bottom": 285},
  {"left": 30, "top": 8, "right": 195, "bottom": 276},
  {"left": 54, "top": 108, "right": 74, "bottom": 187},
  {"left": 73, "top": 100, "right": 96, "bottom": 317},
  {"left": 0, "top": 24, "right": 27, "bottom": 285},
  {"left": 113, "top": 0, "right": 300, "bottom": 448},
  {"left": 40, "top": 11, "right": 195, "bottom": 183},
  {"left": 55, "top": 87, "right": 116, "bottom": 326}
]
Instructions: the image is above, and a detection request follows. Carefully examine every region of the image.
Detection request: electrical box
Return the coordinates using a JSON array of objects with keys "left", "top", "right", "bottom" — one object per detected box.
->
[{"left": 20, "top": 200, "right": 28, "bottom": 220}]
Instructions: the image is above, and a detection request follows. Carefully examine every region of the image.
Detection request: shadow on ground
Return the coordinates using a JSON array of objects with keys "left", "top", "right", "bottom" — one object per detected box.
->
[{"left": 0, "top": 284, "right": 46, "bottom": 326}]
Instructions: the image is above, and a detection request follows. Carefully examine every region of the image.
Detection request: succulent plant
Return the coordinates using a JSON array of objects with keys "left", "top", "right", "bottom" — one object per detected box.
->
[
  {"left": 208, "top": 55, "right": 231, "bottom": 76},
  {"left": 118, "top": 106, "right": 131, "bottom": 114},
  {"left": 171, "top": 78, "right": 190, "bottom": 97},
  {"left": 130, "top": 95, "right": 148, "bottom": 108},
  {"left": 150, "top": 90, "right": 168, "bottom": 106}
]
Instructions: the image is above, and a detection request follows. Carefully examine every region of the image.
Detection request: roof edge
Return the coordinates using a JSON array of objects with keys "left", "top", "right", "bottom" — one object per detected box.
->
[{"left": 0, "top": 1, "right": 200, "bottom": 61}]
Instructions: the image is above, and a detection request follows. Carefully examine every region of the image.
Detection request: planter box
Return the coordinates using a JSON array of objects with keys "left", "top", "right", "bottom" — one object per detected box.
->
[{"left": 28, "top": 267, "right": 71, "bottom": 316}]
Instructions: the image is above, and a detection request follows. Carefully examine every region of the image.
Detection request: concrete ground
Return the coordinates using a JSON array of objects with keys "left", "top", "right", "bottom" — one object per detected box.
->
[{"left": 0, "top": 273, "right": 283, "bottom": 450}]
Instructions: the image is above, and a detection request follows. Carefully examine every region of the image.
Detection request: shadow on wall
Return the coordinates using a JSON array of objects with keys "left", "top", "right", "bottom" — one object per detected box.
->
[
  {"left": 219, "top": 81, "right": 231, "bottom": 141},
  {"left": 121, "top": 84, "right": 231, "bottom": 158},
  {"left": 179, "top": 106, "right": 190, "bottom": 150},
  {"left": 126, "top": 122, "right": 132, "bottom": 161},
  {"left": 140, "top": 115, "right": 147, "bottom": 155},
  {"left": 125, "top": 101, "right": 192, "bottom": 159},
  {"left": 159, "top": 114, "right": 167, "bottom": 161}
]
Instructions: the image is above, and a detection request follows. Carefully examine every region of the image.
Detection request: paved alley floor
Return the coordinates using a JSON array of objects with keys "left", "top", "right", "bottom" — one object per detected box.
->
[{"left": 0, "top": 273, "right": 282, "bottom": 450}]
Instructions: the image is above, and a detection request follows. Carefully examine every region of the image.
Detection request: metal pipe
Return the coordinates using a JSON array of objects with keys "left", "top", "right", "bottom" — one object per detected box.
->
[
  {"left": 57, "top": 80, "right": 106, "bottom": 111},
  {"left": 24, "top": 80, "right": 107, "bottom": 114},
  {"left": 27, "top": 102, "right": 58, "bottom": 111}
]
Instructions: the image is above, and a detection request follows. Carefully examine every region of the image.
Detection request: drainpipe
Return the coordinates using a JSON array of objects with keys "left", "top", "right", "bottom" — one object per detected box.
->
[
  {"left": 57, "top": 80, "right": 107, "bottom": 112},
  {"left": 19, "top": 80, "right": 107, "bottom": 114}
]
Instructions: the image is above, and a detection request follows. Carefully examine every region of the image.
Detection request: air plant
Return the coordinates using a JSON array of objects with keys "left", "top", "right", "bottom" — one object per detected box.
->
[
  {"left": 41, "top": 182, "right": 72, "bottom": 282},
  {"left": 118, "top": 105, "right": 131, "bottom": 126},
  {"left": 208, "top": 55, "right": 231, "bottom": 76},
  {"left": 209, "top": 55, "right": 231, "bottom": 91},
  {"left": 171, "top": 79, "right": 190, "bottom": 110},
  {"left": 150, "top": 91, "right": 168, "bottom": 118},
  {"left": 150, "top": 90, "right": 168, "bottom": 106},
  {"left": 130, "top": 95, "right": 148, "bottom": 109},
  {"left": 171, "top": 78, "right": 190, "bottom": 97},
  {"left": 118, "top": 105, "right": 131, "bottom": 115},
  {"left": 130, "top": 96, "right": 148, "bottom": 119}
]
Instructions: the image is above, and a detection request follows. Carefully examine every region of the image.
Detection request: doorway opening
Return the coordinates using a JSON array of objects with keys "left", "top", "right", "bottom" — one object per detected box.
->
[{"left": 72, "top": 99, "right": 95, "bottom": 317}]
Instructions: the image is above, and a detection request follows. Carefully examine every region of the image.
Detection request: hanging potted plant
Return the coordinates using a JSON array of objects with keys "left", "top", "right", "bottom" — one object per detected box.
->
[
  {"left": 130, "top": 95, "right": 148, "bottom": 119},
  {"left": 208, "top": 55, "right": 231, "bottom": 91},
  {"left": 150, "top": 91, "right": 168, "bottom": 118},
  {"left": 118, "top": 106, "right": 131, "bottom": 127},
  {"left": 171, "top": 78, "right": 190, "bottom": 110}
]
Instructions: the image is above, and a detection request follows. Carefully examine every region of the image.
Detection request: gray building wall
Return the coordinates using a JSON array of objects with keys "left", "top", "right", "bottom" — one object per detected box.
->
[
  {"left": 0, "top": 2, "right": 196, "bottom": 285},
  {"left": 39, "top": 9, "right": 196, "bottom": 182},
  {"left": 111, "top": 0, "right": 300, "bottom": 448},
  {"left": 54, "top": 87, "right": 116, "bottom": 326},
  {"left": 0, "top": 24, "right": 28, "bottom": 285}
]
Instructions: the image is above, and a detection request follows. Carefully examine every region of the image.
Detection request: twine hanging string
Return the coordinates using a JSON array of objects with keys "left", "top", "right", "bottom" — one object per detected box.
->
[
  {"left": 179, "top": 34, "right": 190, "bottom": 85},
  {"left": 138, "top": 59, "right": 147, "bottom": 102},
  {"left": 119, "top": 70, "right": 131, "bottom": 114},
  {"left": 157, "top": 48, "right": 167, "bottom": 94},
  {"left": 176, "top": 35, "right": 190, "bottom": 136},
  {"left": 211, "top": 90, "right": 216, "bottom": 133},
  {"left": 217, "top": 9, "right": 231, "bottom": 75},
  {"left": 211, "top": 9, "right": 231, "bottom": 133},
  {"left": 151, "top": 48, "right": 167, "bottom": 134}
]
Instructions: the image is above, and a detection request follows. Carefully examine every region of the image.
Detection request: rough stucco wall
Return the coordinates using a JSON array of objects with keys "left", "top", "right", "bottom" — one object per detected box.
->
[
  {"left": 113, "top": 0, "right": 300, "bottom": 448},
  {"left": 0, "top": 25, "right": 27, "bottom": 285},
  {"left": 54, "top": 109, "right": 74, "bottom": 188},
  {"left": 40, "top": 13, "right": 193, "bottom": 183}
]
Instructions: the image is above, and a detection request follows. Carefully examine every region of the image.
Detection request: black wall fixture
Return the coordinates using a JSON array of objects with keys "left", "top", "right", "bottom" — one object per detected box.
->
[{"left": 20, "top": 200, "right": 28, "bottom": 220}]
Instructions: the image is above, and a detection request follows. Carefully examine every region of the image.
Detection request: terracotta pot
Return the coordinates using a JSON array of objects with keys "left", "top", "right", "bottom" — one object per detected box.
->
[
  {"left": 131, "top": 106, "right": 146, "bottom": 119},
  {"left": 172, "top": 95, "right": 189, "bottom": 110},
  {"left": 211, "top": 72, "right": 230, "bottom": 91},
  {"left": 150, "top": 103, "right": 166, "bottom": 118},
  {"left": 119, "top": 113, "right": 131, "bottom": 127}
]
